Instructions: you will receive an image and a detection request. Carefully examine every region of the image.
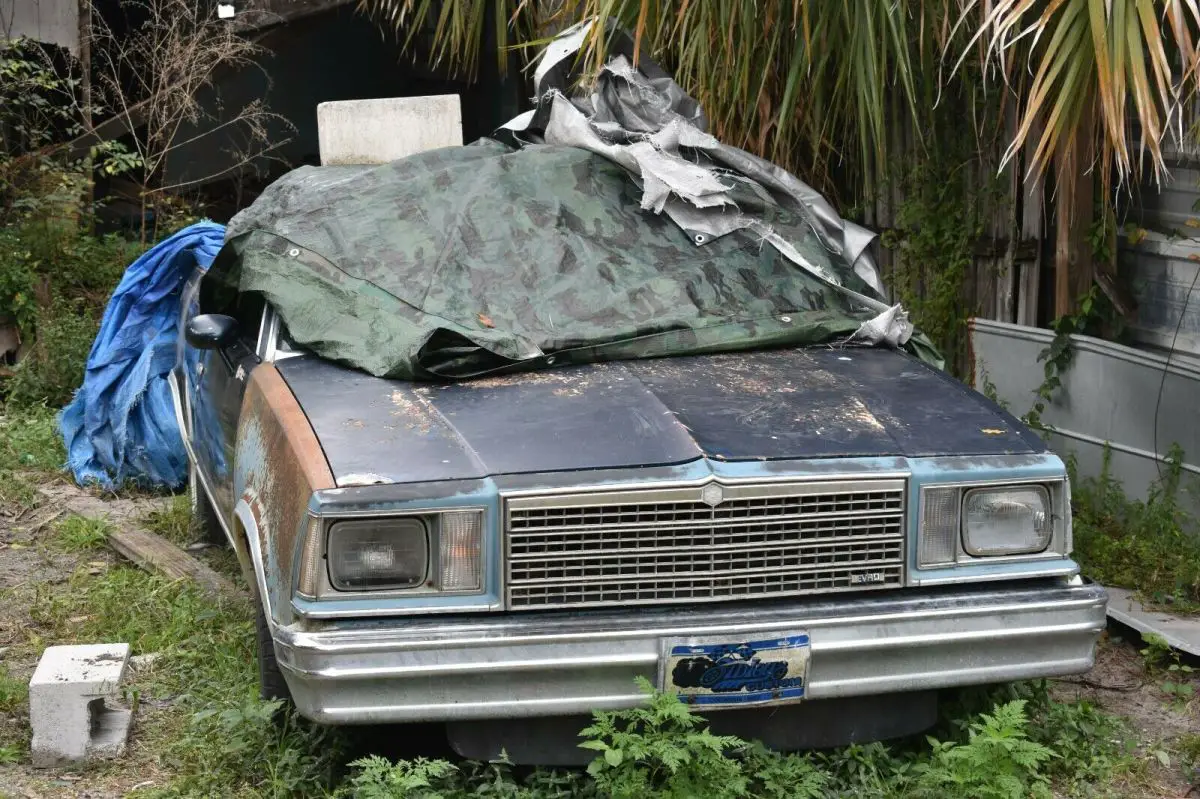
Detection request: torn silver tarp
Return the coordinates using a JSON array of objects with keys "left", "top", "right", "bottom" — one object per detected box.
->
[{"left": 500, "top": 19, "right": 908, "bottom": 347}]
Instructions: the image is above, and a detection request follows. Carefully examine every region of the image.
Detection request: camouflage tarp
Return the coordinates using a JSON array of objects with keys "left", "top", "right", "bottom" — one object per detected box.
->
[
  {"left": 219, "top": 23, "right": 940, "bottom": 380},
  {"left": 220, "top": 139, "right": 937, "bottom": 380}
]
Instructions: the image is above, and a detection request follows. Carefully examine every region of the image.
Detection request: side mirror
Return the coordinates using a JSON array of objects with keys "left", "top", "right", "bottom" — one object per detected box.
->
[{"left": 186, "top": 314, "right": 239, "bottom": 350}]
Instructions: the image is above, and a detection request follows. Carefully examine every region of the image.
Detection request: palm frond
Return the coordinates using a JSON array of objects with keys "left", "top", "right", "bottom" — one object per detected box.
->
[
  {"left": 359, "top": 0, "right": 951, "bottom": 198},
  {"left": 973, "top": 0, "right": 1200, "bottom": 190}
]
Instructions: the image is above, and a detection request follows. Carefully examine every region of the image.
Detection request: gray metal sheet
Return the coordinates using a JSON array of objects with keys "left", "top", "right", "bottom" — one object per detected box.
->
[
  {"left": 1105, "top": 586, "right": 1200, "bottom": 657},
  {"left": 969, "top": 318, "right": 1200, "bottom": 518}
]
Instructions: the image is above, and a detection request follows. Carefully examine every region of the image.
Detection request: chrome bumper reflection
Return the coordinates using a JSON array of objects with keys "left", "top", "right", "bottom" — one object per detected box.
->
[{"left": 272, "top": 579, "right": 1107, "bottom": 724}]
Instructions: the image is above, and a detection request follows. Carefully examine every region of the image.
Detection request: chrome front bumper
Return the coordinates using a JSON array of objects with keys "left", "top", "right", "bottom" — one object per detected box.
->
[{"left": 273, "top": 579, "right": 1107, "bottom": 724}]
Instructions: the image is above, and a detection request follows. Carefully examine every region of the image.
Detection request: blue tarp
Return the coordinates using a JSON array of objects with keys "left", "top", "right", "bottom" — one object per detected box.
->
[{"left": 60, "top": 221, "right": 226, "bottom": 488}]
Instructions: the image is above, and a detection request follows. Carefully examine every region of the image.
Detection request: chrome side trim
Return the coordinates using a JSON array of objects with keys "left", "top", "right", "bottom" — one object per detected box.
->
[
  {"left": 170, "top": 368, "right": 233, "bottom": 544},
  {"left": 236, "top": 498, "right": 273, "bottom": 619},
  {"left": 260, "top": 305, "right": 302, "bottom": 363}
]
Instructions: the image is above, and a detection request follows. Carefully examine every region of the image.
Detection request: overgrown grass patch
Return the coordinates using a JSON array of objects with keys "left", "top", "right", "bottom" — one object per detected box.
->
[
  {"left": 53, "top": 514, "right": 112, "bottom": 550},
  {"left": 1071, "top": 447, "right": 1200, "bottom": 612},
  {"left": 0, "top": 404, "right": 63, "bottom": 472},
  {"left": 29, "top": 566, "right": 248, "bottom": 678},
  {"left": 334, "top": 680, "right": 1139, "bottom": 799},
  {"left": 19, "top": 559, "right": 341, "bottom": 796},
  {"left": 141, "top": 494, "right": 196, "bottom": 547},
  {"left": 0, "top": 663, "right": 26, "bottom": 715}
]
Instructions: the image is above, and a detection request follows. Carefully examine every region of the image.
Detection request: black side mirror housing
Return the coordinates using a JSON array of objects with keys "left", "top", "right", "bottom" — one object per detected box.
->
[{"left": 186, "top": 314, "right": 239, "bottom": 350}]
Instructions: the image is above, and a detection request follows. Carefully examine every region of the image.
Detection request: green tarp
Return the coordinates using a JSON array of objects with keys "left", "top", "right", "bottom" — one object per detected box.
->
[{"left": 219, "top": 139, "right": 937, "bottom": 380}]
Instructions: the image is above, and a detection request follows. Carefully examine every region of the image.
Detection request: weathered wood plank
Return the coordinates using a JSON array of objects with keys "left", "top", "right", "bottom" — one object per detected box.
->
[
  {"left": 106, "top": 526, "right": 237, "bottom": 598},
  {"left": 36, "top": 484, "right": 240, "bottom": 598}
]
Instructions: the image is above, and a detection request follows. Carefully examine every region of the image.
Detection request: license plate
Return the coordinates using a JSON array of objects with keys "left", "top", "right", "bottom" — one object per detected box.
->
[{"left": 662, "top": 632, "right": 810, "bottom": 707}]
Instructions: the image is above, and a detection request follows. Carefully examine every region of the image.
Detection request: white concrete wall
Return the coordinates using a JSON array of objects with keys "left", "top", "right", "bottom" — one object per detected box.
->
[{"left": 317, "top": 95, "right": 462, "bottom": 165}]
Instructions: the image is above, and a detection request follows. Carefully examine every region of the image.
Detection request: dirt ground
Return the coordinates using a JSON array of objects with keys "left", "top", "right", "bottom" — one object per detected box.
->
[{"left": 1, "top": 482, "right": 1198, "bottom": 798}]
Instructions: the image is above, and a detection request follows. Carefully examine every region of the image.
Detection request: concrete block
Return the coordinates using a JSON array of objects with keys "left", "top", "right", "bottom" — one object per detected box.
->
[
  {"left": 29, "top": 643, "right": 132, "bottom": 768},
  {"left": 317, "top": 95, "right": 462, "bottom": 165}
]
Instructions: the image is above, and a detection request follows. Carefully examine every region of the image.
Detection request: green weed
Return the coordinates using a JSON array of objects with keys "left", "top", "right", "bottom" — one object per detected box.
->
[
  {"left": 911, "top": 700, "right": 1054, "bottom": 799},
  {"left": 152, "top": 699, "right": 342, "bottom": 799},
  {"left": 0, "top": 663, "right": 26, "bottom": 714},
  {"left": 1071, "top": 446, "right": 1200, "bottom": 612},
  {"left": 340, "top": 681, "right": 1133, "bottom": 799},
  {"left": 1139, "top": 633, "right": 1197, "bottom": 708},
  {"left": 0, "top": 404, "right": 62, "bottom": 472},
  {"left": 1178, "top": 732, "right": 1200, "bottom": 768},
  {"left": 53, "top": 514, "right": 111, "bottom": 550},
  {"left": 142, "top": 494, "right": 196, "bottom": 546},
  {"left": 4, "top": 295, "right": 102, "bottom": 408},
  {"left": 580, "top": 677, "right": 751, "bottom": 799}
]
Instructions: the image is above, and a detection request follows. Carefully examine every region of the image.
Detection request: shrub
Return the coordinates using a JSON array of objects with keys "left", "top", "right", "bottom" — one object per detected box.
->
[
  {"left": 4, "top": 295, "right": 100, "bottom": 407},
  {"left": 1071, "top": 446, "right": 1200, "bottom": 611},
  {"left": 911, "top": 700, "right": 1055, "bottom": 799}
]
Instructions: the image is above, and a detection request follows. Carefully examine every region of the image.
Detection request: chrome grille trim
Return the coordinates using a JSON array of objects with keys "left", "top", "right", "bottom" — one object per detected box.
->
[{"left": 505, "top": 479, "right": 906, "bottom": 610}]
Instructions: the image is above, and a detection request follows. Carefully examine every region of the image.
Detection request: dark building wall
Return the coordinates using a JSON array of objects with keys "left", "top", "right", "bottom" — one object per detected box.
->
[{"left": 164, "top": 4, "right": 524, "bottom": 210}]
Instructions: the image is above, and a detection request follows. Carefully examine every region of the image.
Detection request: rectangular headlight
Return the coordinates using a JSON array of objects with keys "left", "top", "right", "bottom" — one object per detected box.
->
[
  {"left": 962, "top": 486, "right": 1052, "bottom": 556},
  {"left": 328, "top": 518, "right": 429, "bottom": 591}
]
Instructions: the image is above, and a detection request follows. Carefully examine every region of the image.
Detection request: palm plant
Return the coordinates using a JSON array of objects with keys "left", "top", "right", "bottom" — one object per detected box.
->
[
  {"left": 361, "top": 0, "right": 1200, "bottom": 318},
  {"left": 363, "top": 0, "right": 1200, "bottom": 195},
  {"left": 359, "top": 0, "right": 946, "bottom": 199}
]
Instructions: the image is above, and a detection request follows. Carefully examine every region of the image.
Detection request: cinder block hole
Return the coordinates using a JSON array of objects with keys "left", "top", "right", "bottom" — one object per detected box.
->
[{"left": 86, "top": 697, "right": 128, "bottom": 752}]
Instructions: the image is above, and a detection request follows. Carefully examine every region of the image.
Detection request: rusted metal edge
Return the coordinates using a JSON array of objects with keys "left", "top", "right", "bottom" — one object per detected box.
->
[{"left": 248, "top": 364, "right": 336, "bottom": 491}]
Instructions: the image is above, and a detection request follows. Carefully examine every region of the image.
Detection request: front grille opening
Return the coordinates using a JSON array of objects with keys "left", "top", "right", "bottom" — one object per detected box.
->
[{"left": 506, "top": 482, "right": 906, "bottom": 609}]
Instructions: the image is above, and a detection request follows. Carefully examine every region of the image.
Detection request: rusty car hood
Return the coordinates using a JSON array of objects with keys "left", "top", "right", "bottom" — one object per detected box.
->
[{"left": 273, "top": 348, "right": 1043, "bottom": 486}]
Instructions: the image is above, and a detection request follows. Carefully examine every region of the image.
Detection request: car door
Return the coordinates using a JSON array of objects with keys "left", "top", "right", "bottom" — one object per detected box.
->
[{"left": 181, "top": 254, "right": 264, "bottom": 529}]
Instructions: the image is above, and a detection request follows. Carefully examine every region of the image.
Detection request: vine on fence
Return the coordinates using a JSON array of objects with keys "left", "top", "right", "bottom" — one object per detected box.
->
[{"left": 1023, "top": 285, "right": 1124, "bottom": 430}]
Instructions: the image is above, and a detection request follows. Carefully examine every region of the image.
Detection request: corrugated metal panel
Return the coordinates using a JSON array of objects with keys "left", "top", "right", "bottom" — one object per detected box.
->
[
  {"left": 1118, "top": 233, "right": 1200, "bottom": 355},
  {"left": 1123, "top": 124, "right": 1200, "bottom": 357},
  {"left": 970, "top": 318, "right": 1200, "bottom": 517}
]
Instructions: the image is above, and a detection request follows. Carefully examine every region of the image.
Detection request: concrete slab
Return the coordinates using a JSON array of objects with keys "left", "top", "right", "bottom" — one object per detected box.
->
[
  {"left": 317, "top": 95, "right": 462, "bottom": 165},
  {"left": 29, "top": 643, "right": 132, "bottom": 767},
  {"left": 1105, "top": 586, "right": 1200, "bottom": 657}
]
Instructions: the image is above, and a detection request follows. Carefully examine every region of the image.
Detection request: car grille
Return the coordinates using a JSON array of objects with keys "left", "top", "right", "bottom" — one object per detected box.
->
[{"left": 505, "top": 479, "right": 906, "bottom": 609}]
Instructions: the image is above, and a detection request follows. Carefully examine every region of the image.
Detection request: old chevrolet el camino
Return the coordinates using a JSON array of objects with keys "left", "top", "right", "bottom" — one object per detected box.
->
[{"left": 169, "top": 33, "right": 1107, "bottom": 763}]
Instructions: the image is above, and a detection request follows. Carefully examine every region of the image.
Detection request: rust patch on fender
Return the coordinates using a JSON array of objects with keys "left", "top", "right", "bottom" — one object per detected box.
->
[
  {"left": 237, "top": 364, "right": 334, "bottom": 618},
  {"left": 246, "top": 365, "right": 334, "bottom": 491}
]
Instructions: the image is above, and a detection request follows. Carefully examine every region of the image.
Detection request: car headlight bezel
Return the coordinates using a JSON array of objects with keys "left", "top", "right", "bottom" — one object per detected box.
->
[
  {"left": 918, "top": 479, "right": 1070, "bottom": 569},
  {"left": 297, "top": 507, "right": 486, "bottom": 599}
]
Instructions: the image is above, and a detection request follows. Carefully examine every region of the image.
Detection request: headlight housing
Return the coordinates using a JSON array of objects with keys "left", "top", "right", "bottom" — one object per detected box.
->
[
  {"left": 299, "top": 509, "right": 484, "bottom": 596},
  {"left": 919, "top": 481, "right": 1067, "bottom": 568},
  {"left": 962, "top": 486, "right": 1051, "bottom": 556}
]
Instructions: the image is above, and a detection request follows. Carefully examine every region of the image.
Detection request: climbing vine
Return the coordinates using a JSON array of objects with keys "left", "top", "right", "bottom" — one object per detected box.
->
[
  {"left": 872, "top": 63, "right": 1009, "bottom": 379},
  {"left": 1023, "top": 284, "right": 1125, "bottom": 430}
]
